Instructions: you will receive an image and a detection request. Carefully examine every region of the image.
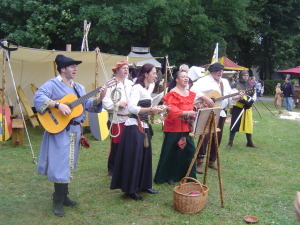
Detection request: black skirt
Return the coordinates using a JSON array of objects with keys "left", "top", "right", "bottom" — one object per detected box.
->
[{"left": 110, "top": 125, "right": 153, "bottom": 194}]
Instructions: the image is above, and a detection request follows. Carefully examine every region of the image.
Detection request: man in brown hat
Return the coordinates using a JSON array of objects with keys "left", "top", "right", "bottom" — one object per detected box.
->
[
  {"left": 191, "top": 63, "right": 242, "bottom": 173},
  {"left": 102, "top": 60, "right": 133, "bottom": 179},
  {"left": 34, "top": 54, "right": 113, "bottom": 217}
]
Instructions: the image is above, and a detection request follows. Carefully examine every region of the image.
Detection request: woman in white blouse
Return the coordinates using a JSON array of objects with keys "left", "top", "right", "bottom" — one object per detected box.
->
[{"left": 110, "top": 63, "right": 166, "bottom": 201}]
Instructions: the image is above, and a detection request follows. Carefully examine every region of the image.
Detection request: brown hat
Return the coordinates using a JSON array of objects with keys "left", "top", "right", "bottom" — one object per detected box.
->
[{"left": 112, "top": 60, "right": 128, "bottom": 74}]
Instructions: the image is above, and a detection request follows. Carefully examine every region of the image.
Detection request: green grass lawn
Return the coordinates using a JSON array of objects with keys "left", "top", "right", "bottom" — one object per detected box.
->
[{"left": 0, "top": 101, "right": 299, "bottom": 225}]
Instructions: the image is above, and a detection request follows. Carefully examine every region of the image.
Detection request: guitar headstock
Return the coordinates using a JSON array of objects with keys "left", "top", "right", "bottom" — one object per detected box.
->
[
  {"left": 105, "top": 78, "right": 117, "bottom": 88},
  {"left": 245, "top": 87, "right": 255, "bottom": 95}
]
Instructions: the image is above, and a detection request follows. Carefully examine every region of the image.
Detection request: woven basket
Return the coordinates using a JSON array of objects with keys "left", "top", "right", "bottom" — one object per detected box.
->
[{"left": 173, "top": 177, "right": 209, "bottom": 214}]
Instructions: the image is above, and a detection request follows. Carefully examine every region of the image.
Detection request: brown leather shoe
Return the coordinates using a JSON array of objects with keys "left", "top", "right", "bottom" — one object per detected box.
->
[
  {"left": 196, "top": 158, "right": 204, "bottom": 174},
  {"left": 246, "top": 141, "right": 258, "bottom": 148},
  {"left": 226, "top": 140, "right": 233, "bottom": 149},
  {"left": 208, "top": 161, "right": 218, "bottom": 170}
]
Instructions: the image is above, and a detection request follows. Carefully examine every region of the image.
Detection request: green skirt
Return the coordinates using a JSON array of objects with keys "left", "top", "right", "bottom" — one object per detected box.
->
[{"left": 154, "top": 132, "right": 197, "bottom": 184}]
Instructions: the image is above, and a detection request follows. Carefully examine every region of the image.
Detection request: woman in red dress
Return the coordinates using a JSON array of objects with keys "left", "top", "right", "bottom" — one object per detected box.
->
[{"left": 154, "top": 70, "right": 197, "bottom": 185}]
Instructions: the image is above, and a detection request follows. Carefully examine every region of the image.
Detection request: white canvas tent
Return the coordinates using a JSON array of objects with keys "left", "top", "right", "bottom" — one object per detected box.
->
[
  {"left": 0, "top": 46, "right": 152, "bottom": 114},
  {"left": 188, "top": 66, "right": 206, "bottom": 81},
  {"left": 127, "top": 52, "right": 162, "bottom": 68}
]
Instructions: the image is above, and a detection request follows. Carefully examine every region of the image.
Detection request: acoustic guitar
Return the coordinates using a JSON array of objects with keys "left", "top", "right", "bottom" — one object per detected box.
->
[
  {"left": 194, "top": 87, "right": 254, "bottom": 109},
  {"left": 37, "top": 79, "right": 116, "bottom": 134}
]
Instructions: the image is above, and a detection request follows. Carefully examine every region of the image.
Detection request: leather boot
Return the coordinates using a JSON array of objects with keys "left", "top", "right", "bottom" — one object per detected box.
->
[
  {"left": 64, "top": 195, "right": 78, "bottom": 207},
  {"left": 53, "top": 193, "right": 65, "bottom": 217},
  {"left": 226, "top": 140, "right": 233, "bottom": 149},
  {"left": 196, "top": 158, "right": 204, "bottom": 174},
  {"left": 208, "top": 161, "right": 218, "bottom": 170},
  {"left": 63, "top": 184, "right": 78, "bottom": 207},
  {"left": 246, "top": 140, "right": 258, "bottom": 148}
]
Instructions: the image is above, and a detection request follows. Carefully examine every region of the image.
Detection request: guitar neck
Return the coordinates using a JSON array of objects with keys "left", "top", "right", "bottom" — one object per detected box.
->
[
  {"left": 214, "top": 87, "right": 253, "bottom": 102},
  {"left": 69, "top": 87, "right": 101, "bottom": 109},
  {"left": 215, "top": 92, "right": 239, "bottom": 102}
]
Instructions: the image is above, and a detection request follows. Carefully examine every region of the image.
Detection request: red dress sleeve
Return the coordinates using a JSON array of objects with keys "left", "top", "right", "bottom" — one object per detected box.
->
[{"left": 163, "top": 91, "right": 196, "bottom": 132}]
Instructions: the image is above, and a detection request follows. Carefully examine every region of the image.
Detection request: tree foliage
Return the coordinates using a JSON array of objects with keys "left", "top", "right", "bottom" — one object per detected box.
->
[{"left": 0, "top": 0, "right": 299, "bottom": 79}]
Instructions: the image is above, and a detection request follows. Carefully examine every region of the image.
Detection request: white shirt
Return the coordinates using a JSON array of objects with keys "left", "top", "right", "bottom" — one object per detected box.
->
[
  {"left": 191, "top": 74, "right": 234, "bottom": 117},
  {"left": 102, "top": 79, "right": 133, "bottom": 123},
  {"left": 125, "top": 84, "right": 152, "bottom": 128}
]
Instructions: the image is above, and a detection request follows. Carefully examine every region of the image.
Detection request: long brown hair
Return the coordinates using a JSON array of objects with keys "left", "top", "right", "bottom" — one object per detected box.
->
[{"left": 135, "top": 63, "right": 155, "bottom": 88}]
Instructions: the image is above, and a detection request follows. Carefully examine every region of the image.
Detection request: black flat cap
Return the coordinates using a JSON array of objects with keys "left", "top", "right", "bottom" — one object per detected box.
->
[
  {"left": 55, "top": 54, "right": 82, "bottom": 72},
  {"left": 208, "top": 62, "right": 224, "bottom": 72}
]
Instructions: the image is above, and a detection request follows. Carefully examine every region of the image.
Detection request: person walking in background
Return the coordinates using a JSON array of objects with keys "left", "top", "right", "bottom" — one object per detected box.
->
[
  {"left": 259, "top": 79, "right": 265, "bottom": 96},
  {"left": 274, "top": 83, "right": 283, "bottom": 108},
  {"left": 102, "top": 60, "right": 133, "bottom": 179},
  {"left": 282, "top": 78, "right": 293, "bottom": 111},
  {"left": 226, "top": 70, "right": 257, "bottom": 149},
  {"left": 154, "top": 70, "right": 197, "bottom": 185},
  {"left": 110, "top": 63, "right": 167, "bottom": 201},
  {"left": 256, "top": 80, "right": 262, "bottom": 97},
  {"left": 34, "top": 54, "right": 110, "bottom": 217}
]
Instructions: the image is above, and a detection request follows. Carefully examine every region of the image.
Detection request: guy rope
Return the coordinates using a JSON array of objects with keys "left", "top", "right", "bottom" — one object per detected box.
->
[
  {"left": 0, "top": 39, "right": 36, "bottom": 163},
  {"left": 95, "top": 48, "right": 122, "bottom": 138}
]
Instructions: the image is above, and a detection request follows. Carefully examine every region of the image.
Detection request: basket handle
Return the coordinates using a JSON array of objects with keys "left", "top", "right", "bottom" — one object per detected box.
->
[{"left": 179, "top": 177, "right": 204, "bottom": 193}]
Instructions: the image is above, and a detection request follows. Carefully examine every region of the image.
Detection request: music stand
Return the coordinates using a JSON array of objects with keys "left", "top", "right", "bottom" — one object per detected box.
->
[{"left": 185, "top": 107, "right": 224, "bottom": 208}]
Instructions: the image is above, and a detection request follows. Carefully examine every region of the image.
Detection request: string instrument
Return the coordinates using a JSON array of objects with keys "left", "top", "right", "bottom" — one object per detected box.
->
[
  {"left": 37, "top": 79, "right": 116, "bottom": 134},
  {"left": 194, "top": 87, "right": 254, "bottom": 109}
]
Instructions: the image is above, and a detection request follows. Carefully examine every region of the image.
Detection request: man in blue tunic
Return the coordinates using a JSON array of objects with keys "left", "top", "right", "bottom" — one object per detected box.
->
[{"left": 34, "top": 54, "right": 110, "bottom": 217}]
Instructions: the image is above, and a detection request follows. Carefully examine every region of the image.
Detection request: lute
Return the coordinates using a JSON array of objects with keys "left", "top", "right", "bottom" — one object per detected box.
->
[
  {"left": 37, "top": 78, "right": 116, "bottom": 133},
  {"left": 194, "top": 87, "right": 254, "bottom": 109}
]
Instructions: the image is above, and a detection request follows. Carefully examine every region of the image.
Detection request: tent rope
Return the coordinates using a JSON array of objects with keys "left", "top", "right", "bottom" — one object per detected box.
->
[
  {"left": 96, "top": 48, "right": 125, "bottom": 138},
  {"left": 96, "top": 49, "right": 109, "bottom": 81},
  {"left": 4, "top": 45, "right": 36, "bottom": 164}
]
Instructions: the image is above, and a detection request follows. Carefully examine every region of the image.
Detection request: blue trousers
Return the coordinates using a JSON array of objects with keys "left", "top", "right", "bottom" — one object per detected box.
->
[{"left": 284, "top": 97, "right": 293, "bottom": 111}]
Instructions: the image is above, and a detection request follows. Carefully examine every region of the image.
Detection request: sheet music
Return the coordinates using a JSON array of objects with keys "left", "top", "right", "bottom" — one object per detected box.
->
[
  {"left": 151, "top": 92, "right": 164, "bottom": 107},
  {"left": 192, "top": 107, "right": 222, "bottom": 135}
]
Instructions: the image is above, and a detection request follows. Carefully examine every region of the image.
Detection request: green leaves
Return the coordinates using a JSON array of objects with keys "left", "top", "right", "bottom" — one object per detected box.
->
[{"left": 0, "top": 0, "right": 299, "bottom": 75}]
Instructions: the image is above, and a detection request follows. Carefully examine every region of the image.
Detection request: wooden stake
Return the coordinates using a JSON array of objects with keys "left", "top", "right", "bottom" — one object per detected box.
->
[{"left": 66, "top": 44, "right": 72, "bottom": 52}]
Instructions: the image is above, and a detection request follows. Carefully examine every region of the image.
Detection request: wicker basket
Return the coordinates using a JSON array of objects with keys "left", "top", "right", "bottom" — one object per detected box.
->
[{"left": 173, "top": 177, "right": 209, "bottom": 214}]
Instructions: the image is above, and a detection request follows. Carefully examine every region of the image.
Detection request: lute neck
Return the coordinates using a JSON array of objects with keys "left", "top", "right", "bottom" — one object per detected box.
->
[
  {"left": 69, "top": 87, "right": 101, "bottom": 109},
  {"left": 215, "top": 92, "right": 239, "bottom": 101}
]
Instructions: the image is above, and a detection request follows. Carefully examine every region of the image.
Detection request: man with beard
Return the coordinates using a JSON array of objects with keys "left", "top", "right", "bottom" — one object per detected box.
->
[{"left": 191, "top": 63, "right": 242, "bottom": 173}]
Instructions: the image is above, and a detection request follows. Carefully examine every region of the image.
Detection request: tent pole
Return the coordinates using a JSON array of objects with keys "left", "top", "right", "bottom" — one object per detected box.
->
[
  {"left": 163, "top": 55, "right": 168, "bottom": 95},
  {"left": 2, "top": 41, "right": 7, "bottom": 144},
  {"left": 95, "top": 47, "right": 100, "bottom": 95},
  {"left": 53, "top": 61, "right": 57, "bottom": 77}
]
